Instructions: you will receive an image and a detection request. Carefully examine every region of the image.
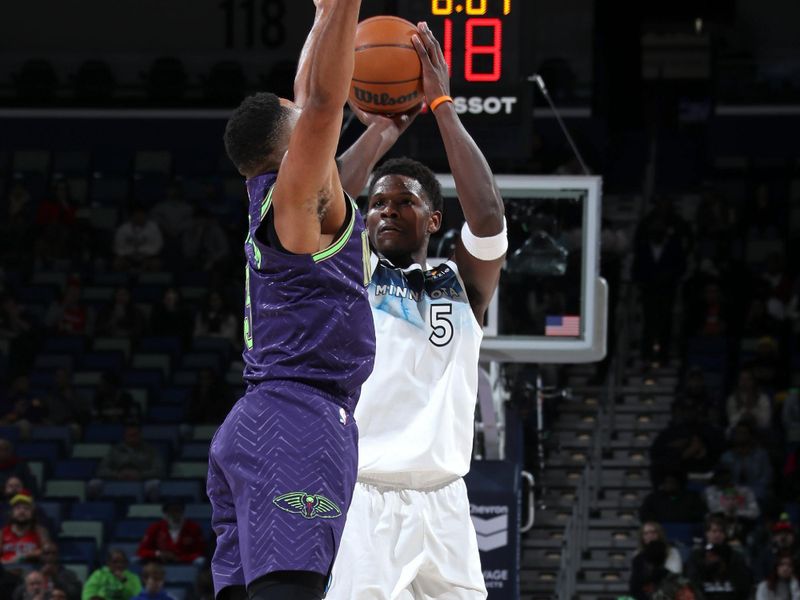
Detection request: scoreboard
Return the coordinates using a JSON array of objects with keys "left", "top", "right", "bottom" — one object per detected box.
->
[{"left": 0, "top": 0, "right": 532, "bottom": 160}]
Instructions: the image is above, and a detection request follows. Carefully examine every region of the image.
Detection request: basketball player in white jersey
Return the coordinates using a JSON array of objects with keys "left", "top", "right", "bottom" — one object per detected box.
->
[{"left": 327, "top": 21, "right": 507, "bottom": 599}]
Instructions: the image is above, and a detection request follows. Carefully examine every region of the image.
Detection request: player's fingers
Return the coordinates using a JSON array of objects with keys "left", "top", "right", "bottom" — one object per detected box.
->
[
  {"left": 417, "top": 22, "right": 440, "bottom": 66},
  {"left": 420, "top": 22, "right": 445, "bottom": 62},
  {"left": 411, "top": 34, "right": 431, "bottom": 64}
]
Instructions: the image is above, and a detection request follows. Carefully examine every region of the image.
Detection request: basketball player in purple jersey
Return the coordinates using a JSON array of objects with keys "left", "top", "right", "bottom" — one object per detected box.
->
[{"left": 206, "top": 1, "right": 374, "bottom": 598}]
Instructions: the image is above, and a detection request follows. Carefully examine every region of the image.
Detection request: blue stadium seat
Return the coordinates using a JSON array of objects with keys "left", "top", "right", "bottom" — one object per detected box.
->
[
  {"left": 159, "top": 386, "right": 189, "bottom": 405},
  {"left": 29, "top": 369, "right": 57, "bottom": 389},
  {"left": 138, "top": 336, "right": 183, "bottom": 360},
  {"left": 84, "top": 423, "right": 126, "bottom": 443},
  {"left": 192, "top": 336, "right": 232, "bottom": 358},
  {"left": 102, "top": 481, "right": 144, "bottom": 504},
  {"left": 184, "top": 503, "right": 212, "bottom": 520},
  {"left": 38, "top": 500, "right": 64, "bottom": 531},
  {"left": 30, "top": 425, "right": 72, "bottom": 449},
  {"left": 123, "top": 368, "right": 164, "bottom": 389},
  {"left": 181, "top": 353, "right": 220, "bottom": 371},
  {"left": 163, "top": 564, "right": 198, "bottom": 585},
  {"left": 16, "top": 285, "right": 57, "bottom": 304},
  {"left": 132, "top": 283, "right": 166, "bottom": 303},
  {"left": 53, "top": 458, "right": 99, "bottom": 480},
  {"left": 147, "top": 405, "right": 186, "bottom": 424},
  {"left": 180, "top": 443, "right": 210, "bottom": 460},
  {"left": 33, "top": 353, "right": 74, "bottom": 370},
  {"left": 16, "top": 440, "right": 61, "bottom": 465},
  {"left": 142, "top": 424, "right": 181, "bottom": 449},
  {"left": 172, "top": 370, "right": 199, "bottom": 387},
  {"left": 70, "top": 500, "right": 118, "bottom": 528},
  {"left": 113, "top": 518, "right": 153, "bottom": 541},
  {"left": 159, "top": 480, "right": 203, "bottom": 503},
  {"left": 0, "top": 426, "right": 21, "bottom": 442},
  {"left": 80, "top": 350, "right": 125, "bottom": 371},
  {"left": 59, "top": 539, "right": 97, "bottom": 565},
  {"left": 42, "top": 336, "right": 87, "bottom": 354}
]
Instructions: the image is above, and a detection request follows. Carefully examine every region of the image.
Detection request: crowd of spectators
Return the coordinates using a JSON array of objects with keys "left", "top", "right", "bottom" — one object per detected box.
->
[
  {"left": 0, "top": 173, "right": 242, "bottom": 598},
  {"left": 629, "top": 179, "right": 800, "bottom": 599}
]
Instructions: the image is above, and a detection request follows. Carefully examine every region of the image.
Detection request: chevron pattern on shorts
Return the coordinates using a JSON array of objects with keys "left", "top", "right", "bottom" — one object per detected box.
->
[{"left": 209, "top": 385, "right": 358, "bottom": 588}]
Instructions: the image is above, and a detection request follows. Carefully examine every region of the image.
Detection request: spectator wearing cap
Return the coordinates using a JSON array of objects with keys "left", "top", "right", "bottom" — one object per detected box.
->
[
  {"left": 83, "top": 548, "right": 141, "bottom": 600},
  {"left": 136, "top": 499, "right": 206, "bottom": 566},
  {"left": 0, "top": 493, "right": 51, "bottom": 567},
  {"left": 0, "top": 477, "right": 54, "bottom": 535}
]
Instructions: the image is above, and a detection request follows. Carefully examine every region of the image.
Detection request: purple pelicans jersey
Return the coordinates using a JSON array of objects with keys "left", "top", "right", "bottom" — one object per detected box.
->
[
  {"left": 242, "top": 172, "right": 375, "bottom": 404},
  {"left": 207, "top": 172, "right": 375, "bottom": 595}
]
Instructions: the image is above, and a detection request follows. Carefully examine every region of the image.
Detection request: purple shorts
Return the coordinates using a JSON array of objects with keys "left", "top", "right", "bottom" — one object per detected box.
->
[{"left": 207, "top": 380, "right": 358, "bottom": 596}]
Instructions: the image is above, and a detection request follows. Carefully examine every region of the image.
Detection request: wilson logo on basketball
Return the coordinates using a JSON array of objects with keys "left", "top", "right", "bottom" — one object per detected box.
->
[{"left": 353, "top": 87, "right": 420, "bottom": 108}]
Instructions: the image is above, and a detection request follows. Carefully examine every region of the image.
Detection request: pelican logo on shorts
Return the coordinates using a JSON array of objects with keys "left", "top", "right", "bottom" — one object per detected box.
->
[
  {"left": 339, "top": 407, "right": 348, "bottom": 426},
  {"left": 273, "top": 492, "right": 342, "bottom": 519}
]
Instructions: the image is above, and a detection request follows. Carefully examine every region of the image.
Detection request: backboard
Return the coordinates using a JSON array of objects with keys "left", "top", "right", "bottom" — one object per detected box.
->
[{"left": 434, "top": 175, "right": 606, "bottom": 364}]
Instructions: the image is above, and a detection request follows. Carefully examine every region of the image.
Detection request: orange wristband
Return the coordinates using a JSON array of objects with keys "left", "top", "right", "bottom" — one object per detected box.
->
[{"left": 429, "top": 95, "right": 454, "bottom": 111}]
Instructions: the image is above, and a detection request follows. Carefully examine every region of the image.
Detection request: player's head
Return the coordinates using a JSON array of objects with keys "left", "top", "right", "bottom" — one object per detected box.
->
[
  {"left": 366, "top": 158, "right": 443, "bottom": 266},
  {"left": 224, "top": 92, "right": 300, "bottom": 178}
]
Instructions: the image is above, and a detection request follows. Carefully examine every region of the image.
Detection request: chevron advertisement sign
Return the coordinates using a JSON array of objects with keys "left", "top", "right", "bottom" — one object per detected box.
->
[
  {"left": 465, "top": 460, "right": 520, "bottom": 600},
  {"left": 471, "top": 508, "right": 509, "bottom": 552}
]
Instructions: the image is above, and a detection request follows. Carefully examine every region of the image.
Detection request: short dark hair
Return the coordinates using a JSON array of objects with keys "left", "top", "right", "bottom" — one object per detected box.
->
[
  {"left": 224, "top": 92, "right": 288, "bottom": 174},
  {"left": 369, "top": 157, "right": 443, "bottom": 213}
]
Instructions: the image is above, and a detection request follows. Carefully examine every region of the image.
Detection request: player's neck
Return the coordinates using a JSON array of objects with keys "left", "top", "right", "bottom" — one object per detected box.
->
[{"left": 384, "top": 249, "right": 427, "bottom": 270}]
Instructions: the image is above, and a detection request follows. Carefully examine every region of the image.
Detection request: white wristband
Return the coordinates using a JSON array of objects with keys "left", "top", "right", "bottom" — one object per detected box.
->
[{"left": 460, "top": 218, "right": 508, "bottom": 261}]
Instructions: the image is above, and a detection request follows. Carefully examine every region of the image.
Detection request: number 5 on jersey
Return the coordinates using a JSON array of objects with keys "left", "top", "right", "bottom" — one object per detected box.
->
[{"left": 429, "top": 304, "right": 454, "bottom": 347}]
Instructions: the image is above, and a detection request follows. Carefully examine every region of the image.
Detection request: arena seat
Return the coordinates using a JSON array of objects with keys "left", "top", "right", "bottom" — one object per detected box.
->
[
  {"left": 60, "top": 519, "right": 105, "bottom": 549},
  {"left": 53, "top": 458, "right": 98, "bottom": 480}
]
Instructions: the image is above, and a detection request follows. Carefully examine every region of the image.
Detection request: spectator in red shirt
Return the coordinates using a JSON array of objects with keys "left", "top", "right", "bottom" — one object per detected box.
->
[
  {"left": 0, "top": 493, "right": 51, "bottom": 568},
  {"left": 137, "top": 499, "right": 206, "bottom": 566}
]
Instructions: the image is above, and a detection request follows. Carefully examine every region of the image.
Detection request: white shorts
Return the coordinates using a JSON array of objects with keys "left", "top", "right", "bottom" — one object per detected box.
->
[{"left": 327, "top": 477, "right": 487, "bottom": 600}]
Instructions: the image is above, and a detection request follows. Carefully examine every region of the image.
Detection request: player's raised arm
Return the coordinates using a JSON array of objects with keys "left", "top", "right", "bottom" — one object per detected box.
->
[
  {"left": 293, "top": 0, "right": 324, "bottom": 108},
  {"left": 412, "top": 22, "right": 507, "bottom": 322},
  {"left": 272, "top": 0, "right": 362, "bottom": 253}
]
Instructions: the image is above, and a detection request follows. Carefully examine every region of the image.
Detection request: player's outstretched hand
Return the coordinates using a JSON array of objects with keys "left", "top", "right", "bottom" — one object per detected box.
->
[
  {"left": 348, "top": 99, "right": 421, "bottom": 135},
  {"left": 411, "top": 22, "right": 451, "bottom": 106}
]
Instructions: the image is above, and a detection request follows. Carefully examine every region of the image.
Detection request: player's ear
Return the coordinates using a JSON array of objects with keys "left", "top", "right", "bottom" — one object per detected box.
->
[{"left": 427, "top": 211, "right": 442, "bottom": 234}]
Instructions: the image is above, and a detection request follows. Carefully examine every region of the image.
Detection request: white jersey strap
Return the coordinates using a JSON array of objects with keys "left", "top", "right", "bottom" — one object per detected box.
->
[{"left": 460, "top": 218, "right": 508, "bottom": 261}]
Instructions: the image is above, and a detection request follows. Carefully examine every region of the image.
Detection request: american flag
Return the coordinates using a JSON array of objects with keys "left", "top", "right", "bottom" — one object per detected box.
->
[{"left": 545, "top": 315, "right": 581, "bottom": 337}]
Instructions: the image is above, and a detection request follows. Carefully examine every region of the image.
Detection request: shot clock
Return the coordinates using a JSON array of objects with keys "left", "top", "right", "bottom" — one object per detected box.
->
[{"left": 395, "top": 0, "right": 531, "bottom": 160}]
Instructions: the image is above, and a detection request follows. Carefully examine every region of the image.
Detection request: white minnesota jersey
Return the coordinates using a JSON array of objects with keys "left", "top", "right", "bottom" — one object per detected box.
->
[{"left": 355, "top": 255, "right": 483, "bottom": 488}]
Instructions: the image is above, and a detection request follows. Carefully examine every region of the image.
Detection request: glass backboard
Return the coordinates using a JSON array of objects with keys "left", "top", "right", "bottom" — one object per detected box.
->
[{"left": 433, "top": 175, "right": 606, "bottom": 364}]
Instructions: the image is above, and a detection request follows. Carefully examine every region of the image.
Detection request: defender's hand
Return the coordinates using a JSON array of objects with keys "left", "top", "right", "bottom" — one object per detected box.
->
[{"left": 411, "top": 22, "right": 451, "bottom": 105}]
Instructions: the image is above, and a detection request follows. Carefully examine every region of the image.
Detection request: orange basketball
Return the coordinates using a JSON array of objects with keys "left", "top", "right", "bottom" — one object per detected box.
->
[{"left": 349, "top": 16, "right": 423, "bottom": 115}]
